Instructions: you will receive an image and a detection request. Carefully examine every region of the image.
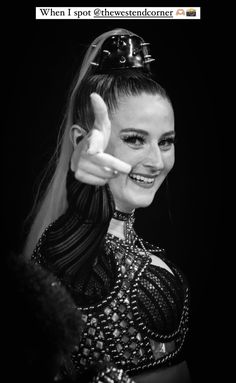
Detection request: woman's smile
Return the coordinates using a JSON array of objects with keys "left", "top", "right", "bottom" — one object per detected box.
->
[
  {"left": 128, "top": 172, "right": 157, "bottom": 188},
  {"left": 106, "top": 93, "right": 175, "bottom": 212}
]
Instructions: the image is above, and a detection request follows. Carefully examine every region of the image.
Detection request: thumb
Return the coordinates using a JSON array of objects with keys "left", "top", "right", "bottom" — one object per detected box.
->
[
  {"left": 86, "top": 129, "right": 105, "bottom": 155},
  {"left": 90, "top": 93, "right": 110, "bottom": 129}
]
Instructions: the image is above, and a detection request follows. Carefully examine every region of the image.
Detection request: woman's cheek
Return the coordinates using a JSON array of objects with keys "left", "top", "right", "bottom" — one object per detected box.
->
[
  {"left": 164, "top": 150, "right": 175, "bottom": 173},
  {"left": 106, "top": 136, "right": 140, "bottom": 163},
  {"left": 117, "top": 148, "right": 144, "bottom": 166}
]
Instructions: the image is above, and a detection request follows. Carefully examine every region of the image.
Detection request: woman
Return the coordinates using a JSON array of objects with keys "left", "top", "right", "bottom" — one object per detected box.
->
[{"left": 25, "top": 29, "right": 191, "bottom": 382}]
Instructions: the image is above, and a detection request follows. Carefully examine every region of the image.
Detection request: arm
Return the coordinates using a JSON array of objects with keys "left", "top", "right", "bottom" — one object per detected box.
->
[
  {"left": 32, "top": 94, "right": 131, "bottom": 299},
  {"left": 66, "top": 167, "right": 114, "bottom": 224},
  {"left": 32, "top": 170, "right": 114, "bottom": 285}
]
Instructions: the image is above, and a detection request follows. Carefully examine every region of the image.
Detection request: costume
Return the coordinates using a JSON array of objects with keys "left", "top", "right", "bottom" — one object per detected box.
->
[
  {"left": 32, "top": 33, "right": 190, "bottom": 382},
  {"left": 32, "top": 169, "right": 190, "bottom": 381}
]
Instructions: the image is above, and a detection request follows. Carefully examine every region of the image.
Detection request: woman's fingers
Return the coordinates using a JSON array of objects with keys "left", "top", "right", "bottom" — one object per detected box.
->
[
  {"left": 71, "top": 93, "right": 131, "bottom": 185},
  {"left": 78, "top": 161, "right": 119, "bottom": 179},
  {"left": 75, "top": 168, "right": 108, "bottom": 186},
  {"left": 79, "top": 151, "right": 131, "bottom": 175},
  {"left": 88, "top": 93, "right": 111, "bottom": 154},
  {"left": 86, "top": 129, "right": 106, "bottom": 155},
  {"left": 90, "top": 93, "right": 110, "bottom": 129},
  {"left": 74, "top": 151, "right": 131, "bottom": 185},
  {"left": 92, "top": 152, "right": 132, "bottom": 174}
]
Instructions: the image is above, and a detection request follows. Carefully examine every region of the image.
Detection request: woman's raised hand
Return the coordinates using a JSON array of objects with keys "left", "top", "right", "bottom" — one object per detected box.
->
[{"left": 71, "top": 93, "right": 131, "bottom": 185}]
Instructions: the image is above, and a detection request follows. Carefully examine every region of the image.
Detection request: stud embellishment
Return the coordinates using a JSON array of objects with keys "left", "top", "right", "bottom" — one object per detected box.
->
[{"left": 90, "top": 34, "right": 155, "bottom": 72}]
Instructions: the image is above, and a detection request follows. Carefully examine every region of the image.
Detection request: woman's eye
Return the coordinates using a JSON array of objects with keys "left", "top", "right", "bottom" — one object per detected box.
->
[
  {"left": 122, "top": 135, "right": 145, "bottom": 147},
  {"left": 159, "top": 137, "right": 175, "bottom": 151}
]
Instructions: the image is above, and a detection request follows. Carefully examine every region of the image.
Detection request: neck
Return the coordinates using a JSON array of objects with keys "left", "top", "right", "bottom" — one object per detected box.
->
[
  {"left": 108, "top": 209, "right": 135, "bottom": 240},
  {"left": 108, "top": 218, "right": 126, "bottom": 240}
]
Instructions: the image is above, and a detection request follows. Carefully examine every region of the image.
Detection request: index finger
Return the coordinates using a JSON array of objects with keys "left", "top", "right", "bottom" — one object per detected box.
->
[
  {"left": 90, "top": 93, "right": 110, "bottom": 130},
  {"left": 95, "top": 153, "right": 132, "bottom": 174}
]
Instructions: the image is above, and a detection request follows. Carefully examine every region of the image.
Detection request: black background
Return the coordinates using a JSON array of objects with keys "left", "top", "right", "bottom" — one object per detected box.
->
[{"left": 6, "top": 2, "right": 221, "bottom": 382}]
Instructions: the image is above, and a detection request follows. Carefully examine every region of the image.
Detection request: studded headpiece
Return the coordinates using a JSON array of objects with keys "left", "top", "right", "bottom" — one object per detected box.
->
[{"left": 91, "top": 34, "right": 155, "bottom": 73}]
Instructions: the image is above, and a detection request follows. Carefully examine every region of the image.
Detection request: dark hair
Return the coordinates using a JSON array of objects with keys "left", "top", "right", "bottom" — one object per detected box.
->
[
  {"left": 23, "top": 29, "right": 174, "bottom": 259},
  {"left": 73, "top": 70, "right": 171, "bottom": 130}
]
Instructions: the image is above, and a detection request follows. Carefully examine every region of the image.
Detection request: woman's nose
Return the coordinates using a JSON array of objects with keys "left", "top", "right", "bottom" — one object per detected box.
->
[{"left": 143, "top": 143, "right": 164, "bottom": 171}]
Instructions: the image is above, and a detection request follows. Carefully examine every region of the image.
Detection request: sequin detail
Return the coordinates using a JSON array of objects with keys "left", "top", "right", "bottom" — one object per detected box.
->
[
  {"left": 31, "top": 176, "right": 190, "bottom": 376},
  {"left": 71, "top": 233, "right": 189, "bottom": 375}
]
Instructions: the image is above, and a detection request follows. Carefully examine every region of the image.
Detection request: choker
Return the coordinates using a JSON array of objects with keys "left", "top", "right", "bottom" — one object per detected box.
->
[{"left": 112, "top": 210, "right": 134, "bottom": 222}]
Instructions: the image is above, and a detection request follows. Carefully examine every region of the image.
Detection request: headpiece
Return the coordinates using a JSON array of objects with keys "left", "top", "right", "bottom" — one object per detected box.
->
[{"left": 90, "top": 34, "right": 155, "bottom": 73}]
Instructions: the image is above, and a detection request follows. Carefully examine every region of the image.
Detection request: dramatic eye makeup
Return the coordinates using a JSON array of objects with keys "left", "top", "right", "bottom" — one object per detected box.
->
[
  {"left": 120, "top": 128, "right": 147, "bottom": 148},
  {"left": 158, "top": 134, "right": 176, "bottom": 151},
  {"left": 120, "top": 128, "right": 176, "bottom": 150},
  {"left": 121, "top": 133, "right": 146, "bottom": 147}
]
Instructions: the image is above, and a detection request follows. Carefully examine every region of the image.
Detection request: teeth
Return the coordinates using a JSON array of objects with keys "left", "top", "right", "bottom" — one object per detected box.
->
[{"left": 129, "top": 173, "right": 155, "bottom": 184}]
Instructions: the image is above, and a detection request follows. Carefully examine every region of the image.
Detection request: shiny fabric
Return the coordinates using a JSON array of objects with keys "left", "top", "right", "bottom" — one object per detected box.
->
[
  {"left": 92, "top": 34, "right": 155, "bottom": 73},
  {"left": 32, "top": 168, "right": 189, "bottom": 378}
]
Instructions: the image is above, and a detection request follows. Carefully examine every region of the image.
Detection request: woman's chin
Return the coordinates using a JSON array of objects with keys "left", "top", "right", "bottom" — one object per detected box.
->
[
  {"left": 110, "top": 184, "right": 157, "bottom": 211},
  {"left": 120, "top": 196, "right": 155, "bottom": 211},
  {"left": 134, "top": 199, "right": 153, "bottom": 209}
]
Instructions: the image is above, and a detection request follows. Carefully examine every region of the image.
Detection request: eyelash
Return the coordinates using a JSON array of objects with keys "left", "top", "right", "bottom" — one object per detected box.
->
[
  {"left": 159, "top": 137, "right": 176, "bottom": 149},
  {"left": 121, "top": 134, "right": 176, "bottom": 149},
  {"left": 122, "top": 134, "right": 145, "bottom": 146}
]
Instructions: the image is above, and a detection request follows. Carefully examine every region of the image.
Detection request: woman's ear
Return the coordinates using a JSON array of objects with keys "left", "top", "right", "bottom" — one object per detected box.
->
[{"left": 70, "top": 125, "right": 87, "bottom": 148}]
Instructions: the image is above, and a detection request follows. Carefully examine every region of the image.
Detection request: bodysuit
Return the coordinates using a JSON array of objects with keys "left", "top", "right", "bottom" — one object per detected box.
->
[{"left": 32, "top": 169, "right": 189, "bottom": 379}]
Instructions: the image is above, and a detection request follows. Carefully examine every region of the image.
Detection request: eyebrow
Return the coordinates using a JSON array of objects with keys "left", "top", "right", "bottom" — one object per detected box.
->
[{"left": 120, "top": 128, "right": 175, "bottom": 138}]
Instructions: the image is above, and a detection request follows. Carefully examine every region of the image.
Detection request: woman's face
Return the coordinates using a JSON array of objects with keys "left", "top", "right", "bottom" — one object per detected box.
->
[{"left": 106, "top": 93, "right": 175, "bottom": 212}]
